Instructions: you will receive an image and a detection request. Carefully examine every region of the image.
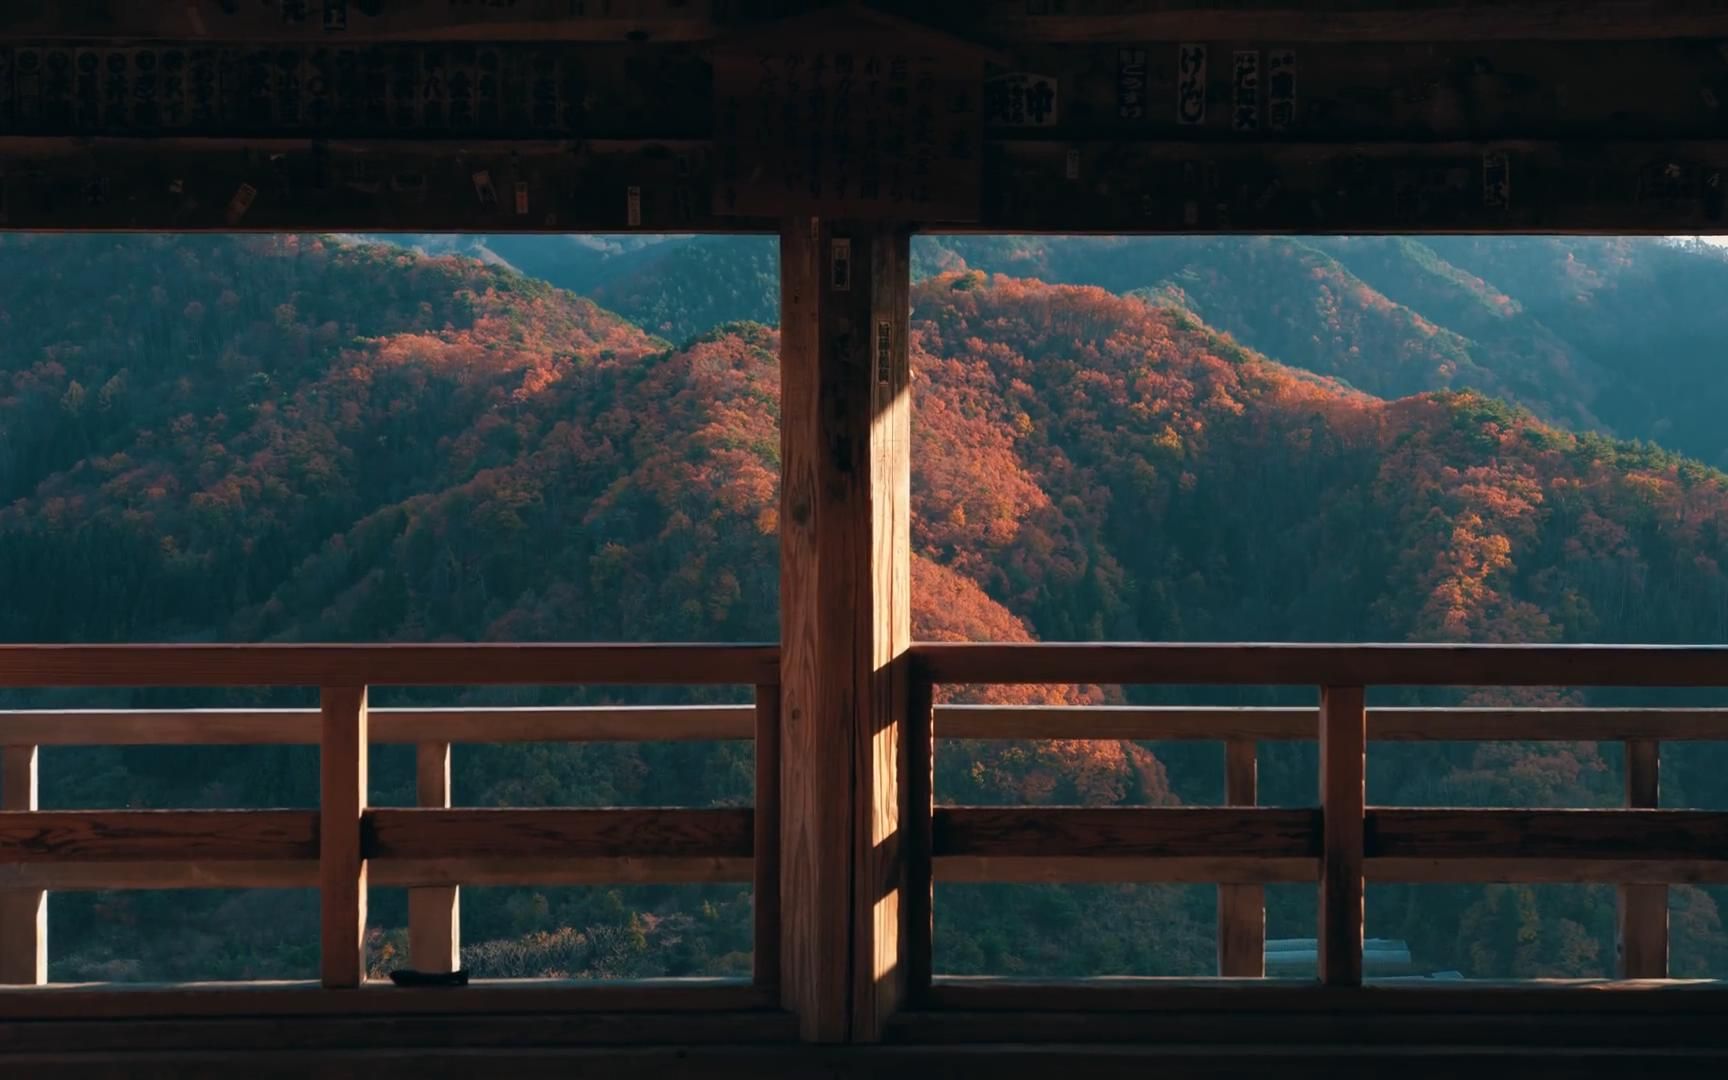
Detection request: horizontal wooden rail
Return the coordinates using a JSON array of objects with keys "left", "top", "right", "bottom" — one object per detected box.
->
[
  {"left": 911, "top": 642, "right": 1728, "bottom": 687},
  {"left": 0, "top": 810, "right": 319, "bottom": 863},
  {"left": 935, "top": 706, "right": 1728, "bottom": 742},
  {"left": 0, "top": 809, "right": 755, "bottom": 891},
  {"left": 925, "top": 806, "right": 1728, "bottom": 886},
  {"left": 0, "top": 644, "right": 778, "bottom": 688},
  {"left": 932, "top": 807, "right": 1321, "bottom": 884},
  {"left": 0, "top": 706, "right": 756, "bottom": 746},
  {"left": 367, "top": 808, "right": 754, "bottom": 860}
]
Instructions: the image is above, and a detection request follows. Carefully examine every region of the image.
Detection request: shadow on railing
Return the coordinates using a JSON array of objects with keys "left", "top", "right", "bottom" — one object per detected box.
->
[{"left": 0, "top": 643, "right": 779, "bottom": 1014}]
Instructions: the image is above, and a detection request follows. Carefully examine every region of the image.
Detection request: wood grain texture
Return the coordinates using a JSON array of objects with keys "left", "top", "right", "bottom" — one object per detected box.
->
[
  {"left": 0, "top": 856, "right": 755, "bottom": 892},
  {"left": 1320, "top": 686, "right": 1366, "bottom": 988},
  {"left": 911, "top": 642, "right": 1728, "bottom": 687},
  {"left": 1618, "top": 738, "right": 1667, "bottom": 979},
  {"left": 1218, "top": 736, "right": 1265, "bottom": 978},
  {"left": 409, "top": 742, "right": 459, "bottom": 975},
  {"left": 0, "top": 810, "right": 318, "bottom": 863},
  {"left": 1366, "top": 808, "right": 1728, "bottom": 862},
  {"left": 923, "top": 974, "right": 1728, "bottom": 1014},
  {"left": 932, "top": 807, "right": 1320, "bottom": 859},
  {"left": 0, "top": 706, "right": 755, "bottom": 746},
  {"left": 778, "top": 220, "right": 914, "bottom": 1043},
  {"left": 935, "top": 706, "right": 1728, "bottom": 743},
  {"left": 972, "top": 1, "right": 1728, "bottom": 42},
  {"left": 0, "top": 644, "right": 777, "bottom": 688},
  {"left": 752, "top": 686, "right": 780, "bottom": 996},
  {"left": 367, "top": 808, "right": 753, "bottom": 861},
  {"left": 933, "top": 855, "right": 1318, "bottom": 884},
  {"left": 905, "top": 680, "right": 935, "bottom": 1004},
  {"left": 0, "top": 978, "right": 774, "bottom": 1020},
  {"left": 0, "top": 745, "right": 44, "bottom": 985},
  {"left": 1367, "top": 858, "right": 1728, "bottom": 885},
  {"left": 778, "top": 216, "right": 844, "bottom": 1043},
  {"left": 857, "top": 223, "right": 913, "bottom": 1042},
  {"left": 319, "top": 686, "right": 367, "bottom": 990}
]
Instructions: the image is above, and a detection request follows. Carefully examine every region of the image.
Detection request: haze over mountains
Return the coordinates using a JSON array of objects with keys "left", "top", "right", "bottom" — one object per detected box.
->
[{"left": 4, "top": 230, "right": 1728, "bottom": 983}]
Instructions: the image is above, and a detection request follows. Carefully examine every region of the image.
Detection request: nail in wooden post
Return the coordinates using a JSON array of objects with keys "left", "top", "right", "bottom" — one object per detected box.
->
[
  {"left": 1218, "top": 735, "right": 1265, "bottom": 977},
  {"left": 1618, "top": 737, "right": 1667, "bottom": 979},
  {"left": 753, "top": 684, "right": 781, "bottom": 996},
  {"left": 320, "top": 686, "right": 368, "bottom": 988},
  {"left": 0, "top": 745, "right": 47, "bottom": 985},
  {"left": 1319, "top": 685, "right": 1365, "bottom": 987},
  {"left": 409, "top": 740, "right": 459, "bottom": 974}
]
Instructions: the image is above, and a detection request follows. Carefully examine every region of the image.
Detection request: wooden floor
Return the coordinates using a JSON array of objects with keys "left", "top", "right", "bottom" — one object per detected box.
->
[{"left": 3, "top": 1004, "right": 1727, "bottom": 1078}]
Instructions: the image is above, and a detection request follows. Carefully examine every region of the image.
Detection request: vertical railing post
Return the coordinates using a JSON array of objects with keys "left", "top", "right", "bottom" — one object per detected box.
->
[
  {"left": 320, "top": 686, "right": 369, "bottom": 988},
  {"left": 1218, "top": 735, "right": 1265, "bottom": 977},
  {"left": 0, "top": 744, "right": 46, "bottom": 985},
  {"left": 753, "top": 683, "right": 781, "bottom": 997},
  {"left": 408, "top": 740, "right": 459, "bottom": 974},
  {"left": 1319, "top": 685, "right": 1366, "bottom": 987},
  {"left": 905, "top": 677, "right": 935, "bottom": 1002},
  {"left": 1618, "top": 737, "right": 1667, "bottom": 979}
]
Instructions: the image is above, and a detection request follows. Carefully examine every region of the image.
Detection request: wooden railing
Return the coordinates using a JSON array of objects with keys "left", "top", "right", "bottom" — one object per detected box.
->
[
  {"left": 0, "top": 644, "right": 779, "bottom": 1010},
  {"left": 909, "top": 642, "right": 1728, "bottom": 1001},
  {"left": 6, "top": 640, "right": 1728, "bottom": 1025}
]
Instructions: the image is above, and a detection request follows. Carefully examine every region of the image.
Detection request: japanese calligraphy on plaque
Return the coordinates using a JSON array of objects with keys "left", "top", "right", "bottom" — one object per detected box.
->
[
  {"left": 1232, "top": 51, "right": 1260, "bottom": 132},
  {"left": 714, "top": 45, "right": 983, "bottom": 221},
  {"left": 1176, "top": 44, "right": 1207, "bottom": 125},
  {"left": 985, "top": 72, "right": 1058, "bottom": 127},
  {"left": 1117, "top": 49, "right": 1148, "bottom": 120},
  {"left": 1267, "top": 50, "right": 1297, "bottom": 131}
]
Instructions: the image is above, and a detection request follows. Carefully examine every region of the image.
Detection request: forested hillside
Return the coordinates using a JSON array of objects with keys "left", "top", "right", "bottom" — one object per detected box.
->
[{"left": 5, "top": 233, "right": 1728, "bottom": 983}]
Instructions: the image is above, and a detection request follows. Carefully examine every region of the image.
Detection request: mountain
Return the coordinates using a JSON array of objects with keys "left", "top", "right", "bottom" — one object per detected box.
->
[
  {"left": 409, "top": 232, "right": 1728, "bottom": 469},
  {"left": 6, "top": 234, "right": 1728, "bottom": 983}
]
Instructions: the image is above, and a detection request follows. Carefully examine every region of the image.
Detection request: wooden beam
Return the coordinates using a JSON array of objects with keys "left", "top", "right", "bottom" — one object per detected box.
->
[
  {"left": 0, "top": 978, "right": 776, "bottom": 1020},
  {"left": 319, "top": 686, "right": 368, "bottom": 990},
  {"left": 408, "top": 741, "right": 459, "bottom": 976},
  {"left": 910, "top": 643, "right": 1728, "bottom": 687},
  {"left": 933, "top": 855, "right": 1318, "bottom": 885},
  {"left": 778, "top": 218, "right": 914, "bottom": 1043},
  {"left": 919, "top": 974, "right": 1728, "bottom": 1014},
  {"left": 931, "top": 807, "right": 1321, "bottom": 860},
  {"left": 1219, "top": 736, "right": 1265, "bottom": 978},
  {"left": 1367, "top": 808, "right": 1728, "bottom": 862},
  {"left": 1619, "top": 739, "right": 1667, "bottom": 979},
  {"left": 906, "top": 679, "right": 936, "bottom": 1004},
  {"left": 0, "top": 644, "right": 779, "bottom": 688},
  {"left": 1, "top": 856, "right": 753, "bottom": 892},
  {"left": 967, "top": 1, "right": 1728, "bottom": 42},
  {"left": 0, "top": 745, "right": 45, "bottom": 985},
  {"left": 752, "top": 685, "right": 780, "bottom": 998},
  {"left": 935, "top": 706, "right": 1728, "bottom": 743},
  {"left": 0, "top": 1, "right": 722, "bottom": 42},
  {"left": 1319, "top": 686, "right": 1366, "bottom": 988},
  {"left": 366, "top": 808, "right": 753, "bottom": 861},
  {"left": 1366, "top": 858, "right": 1728, "bottom": 885},
  {"left": 0, "top": 706, "right": 755, "bottom": 747},
  {"left": 0, "top": 810, "right": 318, "bottom": 863}
]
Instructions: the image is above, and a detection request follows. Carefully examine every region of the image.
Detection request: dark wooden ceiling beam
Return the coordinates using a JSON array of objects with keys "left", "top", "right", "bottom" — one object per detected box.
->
[{"left": 951, "top": 1, "right": 1728, "bottom": 44}]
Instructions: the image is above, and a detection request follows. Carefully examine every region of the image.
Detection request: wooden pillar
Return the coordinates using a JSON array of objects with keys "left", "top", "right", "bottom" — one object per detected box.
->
[
  {"left": 1319, "top": 685, "right": 1366, "bottom": 987},
  {"left": 409, "top": 741, "right": 459, "bottom": 973},
  {"left": 320, "top": 686, "right": 369, "bottom": 988},
  {"left": 0, "top": 744, "right": 47, "bottom": 985},
  {"left": 778, "top": 217, "right": 913, "bottom": 1043},
  {"left": 1618, "top": 738, "right": 1667, "bottom": 979},
  {"left": 1218, "top": 736, "right": 1265, "bottom": 977}
]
